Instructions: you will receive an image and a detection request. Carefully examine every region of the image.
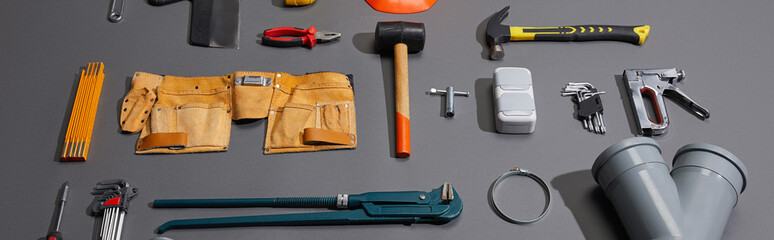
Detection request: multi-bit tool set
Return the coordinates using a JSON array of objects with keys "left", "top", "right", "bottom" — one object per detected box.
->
[
  {"left": 562, "top": 83, "right": 607, "bottom": 134},
  {"left": 89, "top": 179, "right": 138, "bottom": 240},
  {"left": 32, "top": 1, "right": 754, "bottom": 240}
]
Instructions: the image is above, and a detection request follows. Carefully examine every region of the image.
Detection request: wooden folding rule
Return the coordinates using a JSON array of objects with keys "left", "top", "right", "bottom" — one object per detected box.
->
[{"left": 61, "top": 63, "right": 105, "bottom": 161}]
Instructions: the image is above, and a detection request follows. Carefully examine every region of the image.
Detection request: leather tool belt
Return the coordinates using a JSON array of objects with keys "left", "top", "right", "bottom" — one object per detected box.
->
[{"left": 120, "top": 71, "right": 356, "bottom": 154}]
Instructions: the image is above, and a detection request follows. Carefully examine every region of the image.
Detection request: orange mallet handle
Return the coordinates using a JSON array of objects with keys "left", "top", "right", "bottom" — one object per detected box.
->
[{"left": 395, "top": 43, "right": 411, "bottom": 158}]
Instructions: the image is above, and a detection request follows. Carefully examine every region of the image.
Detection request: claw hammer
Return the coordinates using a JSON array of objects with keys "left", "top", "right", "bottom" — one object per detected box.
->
[{"left": 486, "top": 6, "right": 650, "bottom": 60}]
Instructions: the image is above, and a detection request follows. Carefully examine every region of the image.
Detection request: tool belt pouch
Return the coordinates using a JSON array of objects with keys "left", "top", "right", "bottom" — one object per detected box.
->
[
  {"left": 264, "top": 72, "right": 356, "bottom": 154},
  {"left": 121, "top": 72, "right": 232, "bottom": 154},
  {"left": 120, "top": 71, "right": 356, "bottom": 154}
]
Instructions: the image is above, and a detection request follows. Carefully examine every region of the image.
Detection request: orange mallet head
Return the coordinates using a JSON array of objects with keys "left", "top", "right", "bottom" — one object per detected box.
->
[{"left": 366, "top": 0, "right": 437, "bottom": 14}]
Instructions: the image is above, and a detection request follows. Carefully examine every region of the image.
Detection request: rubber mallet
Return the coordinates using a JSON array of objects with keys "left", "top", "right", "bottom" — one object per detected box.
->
[{"left": 376, "top": 21, "right": 426, "bottom": 158}]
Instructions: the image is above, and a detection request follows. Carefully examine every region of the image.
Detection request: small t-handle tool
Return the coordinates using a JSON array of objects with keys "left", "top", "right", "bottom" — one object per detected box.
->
[
  {"left": 486, "top": 6, "right": 650, "bottom": 60},
  {"left": 46, "top": 182, "right": 69, "bottom": 240},
  {"left": 428, "top": 86, "right": 469, "bottom": 118},
  {"left": 622, "top": 68, "right": 710, "bottom": 135},
  {"left": 152, "top": 183, "right": 461, "bottom": 233},
  {"left": 261, "top": 26, "right": 341, "bottom": 48}
]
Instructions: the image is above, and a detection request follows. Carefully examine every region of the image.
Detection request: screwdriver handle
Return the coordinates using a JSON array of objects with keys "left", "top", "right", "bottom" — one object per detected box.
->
[
  {"left": 46, "top": 231, "right": 63, "bottom": 240},
  {"left": 510, "top": 25, "right": 650, "bottom": 45}
]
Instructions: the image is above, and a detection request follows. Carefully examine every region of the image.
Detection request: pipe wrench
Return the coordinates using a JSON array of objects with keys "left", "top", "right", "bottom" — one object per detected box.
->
[
  {"left": 152, "top": 183, "right": 461, "bottom": 233},
  {"left": 622, "top": 68, "right": 710, "bottom": 135}
]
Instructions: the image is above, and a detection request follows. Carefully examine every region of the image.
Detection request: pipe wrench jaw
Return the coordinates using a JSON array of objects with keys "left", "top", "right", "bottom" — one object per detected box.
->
[
  {"left": 623, "top": 69, "right": 709, "bottom": 135},
  {"left": 416, "top": 183, "right": 462, "bottom": 223},
  {"left": 358, "top": 183, "right": 461, "bottom": 222}
]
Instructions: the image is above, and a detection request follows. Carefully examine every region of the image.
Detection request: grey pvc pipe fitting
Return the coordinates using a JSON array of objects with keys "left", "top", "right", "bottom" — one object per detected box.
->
[
  {"left": 592, "top": 137, "right": 682, "bottom": 240},
  {"left": 592, "top": 137, "right": 749, "bottom": 240},
  {"left": 672, "top": 143, "right": 749, "bottom": 240}
]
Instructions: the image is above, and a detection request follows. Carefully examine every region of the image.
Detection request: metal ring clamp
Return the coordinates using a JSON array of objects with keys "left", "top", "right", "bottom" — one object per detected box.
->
[{"left": 488, "top": 167, "right": 551, "bottom": 224}]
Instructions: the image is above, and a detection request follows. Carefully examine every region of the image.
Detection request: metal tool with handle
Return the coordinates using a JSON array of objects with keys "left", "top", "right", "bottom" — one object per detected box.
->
[
  {"left": 622, "top": 68, "right": 709, "bottom": 135},
  {"left": 261, "top": 26, "right": 341, "bottom": 48},
  {"left": 45, "top": 182, "right": 69, "bottom": 240},
  {"left": 152, "top": 183, "right": 461, "bottom": 233},
  {"left": 428, "top": 86, "right": 469, "bottom": 118},
  {"left": 486, "top": 6, "right": 650, "bottom": 60},
  {"left": 108, "top": 0, "right": 124, "bottom": 23}
]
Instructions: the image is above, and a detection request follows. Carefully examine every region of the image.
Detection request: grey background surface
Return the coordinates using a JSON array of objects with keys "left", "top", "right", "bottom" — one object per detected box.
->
[{"left": 1, "top": 0, "right": 772, "bottom": 239}]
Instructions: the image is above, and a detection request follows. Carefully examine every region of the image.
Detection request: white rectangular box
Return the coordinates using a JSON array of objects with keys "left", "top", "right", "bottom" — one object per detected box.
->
[{"left": 493, "top": 67, "right": 536, "bottom": 134}]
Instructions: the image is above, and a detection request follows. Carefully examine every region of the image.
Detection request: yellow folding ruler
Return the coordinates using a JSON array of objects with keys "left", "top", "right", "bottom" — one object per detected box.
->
[{"left": 61, "top": 63, "right": 105, "bottom": 161}]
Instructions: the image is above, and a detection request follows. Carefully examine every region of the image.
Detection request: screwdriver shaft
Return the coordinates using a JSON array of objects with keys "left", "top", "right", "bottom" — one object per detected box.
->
[{"left": 54, "top": 182, "right": 69, "bottom": 231}]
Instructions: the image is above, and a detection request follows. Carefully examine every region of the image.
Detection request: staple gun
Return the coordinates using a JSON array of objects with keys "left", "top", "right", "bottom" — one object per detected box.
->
[{"left": 622, "top": 68, "right": 710, "bottom": 135}]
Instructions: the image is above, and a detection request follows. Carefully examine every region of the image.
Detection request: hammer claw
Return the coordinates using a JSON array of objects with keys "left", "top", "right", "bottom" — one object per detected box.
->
[{"left": 486, "top": 6, "right": 513, "bottom": 60}]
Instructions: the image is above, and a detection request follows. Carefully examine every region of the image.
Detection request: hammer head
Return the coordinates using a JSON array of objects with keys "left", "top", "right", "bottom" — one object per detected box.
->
[
  {"left": 486, "top": 6, "right": 512, "bottom": 60},
  {"left": 376, "top": 21, "right": 426, "bottom": 53}
]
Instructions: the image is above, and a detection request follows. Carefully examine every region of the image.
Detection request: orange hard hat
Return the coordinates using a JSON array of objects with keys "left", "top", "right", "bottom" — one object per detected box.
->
[{"left": 365, "top": 0, "right": 437, "bottom": 14}]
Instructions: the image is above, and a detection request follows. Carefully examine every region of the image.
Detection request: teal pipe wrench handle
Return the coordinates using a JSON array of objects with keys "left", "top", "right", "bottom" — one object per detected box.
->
[
  {"left": 157, "top": 209, "right": 418, "bottom": 233},
  {"left": 153, "top": 197, "right": 337, "bottom": 208}
]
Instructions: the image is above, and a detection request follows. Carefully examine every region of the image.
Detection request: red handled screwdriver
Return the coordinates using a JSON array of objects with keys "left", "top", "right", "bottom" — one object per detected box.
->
[{"left": 46, "top": 182, "right": 69, "bottom": 240}]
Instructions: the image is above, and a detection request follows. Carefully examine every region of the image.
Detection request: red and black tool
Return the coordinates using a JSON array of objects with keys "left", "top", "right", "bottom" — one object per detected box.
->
[
  {"left": 45, "top": 182, "right": 69, "bottom": 240},
  {"left": 89, "top": 179, "right": 138, "bottom": 240},
  {"left": 261, "top": 25, "right": 341, "bottom": 48}
]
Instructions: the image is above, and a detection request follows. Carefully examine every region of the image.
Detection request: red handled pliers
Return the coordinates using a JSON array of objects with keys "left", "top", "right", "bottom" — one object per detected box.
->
[{"left": 261, "top": 25, "right": 341, "bottom": 48}]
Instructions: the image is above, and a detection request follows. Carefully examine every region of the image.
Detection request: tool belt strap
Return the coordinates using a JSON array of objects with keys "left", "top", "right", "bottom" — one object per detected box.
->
[
  {"left": 137, "top": 133, "right": 188, "bottom": 151},
  {"left": 303, "top": 128, "right": 356, "bottom": 146}
]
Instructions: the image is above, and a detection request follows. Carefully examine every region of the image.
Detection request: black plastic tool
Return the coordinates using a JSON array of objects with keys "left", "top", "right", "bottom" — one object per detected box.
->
[
  {"left": 88, "top": 179, "right": 138, "bottom": 240},
  {"left": 578, "top": 95, "right": 604, "bottom": 118},
  {"left": 148, "top": 0, "right": 240, "bottom": 48}
]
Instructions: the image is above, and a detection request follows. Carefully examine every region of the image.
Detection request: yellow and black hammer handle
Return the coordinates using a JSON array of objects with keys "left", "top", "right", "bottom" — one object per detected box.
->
[{"left": 510, "top": 25, "right": 650, "bottom": 44}]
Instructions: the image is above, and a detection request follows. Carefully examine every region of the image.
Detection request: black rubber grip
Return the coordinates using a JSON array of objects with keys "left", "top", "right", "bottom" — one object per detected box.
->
[
  {"left": 578, "top": 95, "right": 604, "bottom": 118},
  {"left": 527, "top": 25, "right": 647, "bottom": 45},
  {"left": 148, "top": 0, "right": 185, "bottom": 6},
  {"left": 262, "top": 36, "right": 305, "bottom": 47}
]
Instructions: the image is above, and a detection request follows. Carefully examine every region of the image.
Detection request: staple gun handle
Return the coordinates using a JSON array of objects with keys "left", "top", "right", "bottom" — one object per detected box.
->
[
  {"left": 639, "top": 87, "right": 670, "bottom": 125},
  {"left": 664, "top": 87, "right": 710, "bottom": 119}
]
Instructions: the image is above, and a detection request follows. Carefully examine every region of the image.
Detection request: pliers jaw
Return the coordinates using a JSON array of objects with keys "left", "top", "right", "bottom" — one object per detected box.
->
[{"left": 315, "top": 31, "right": 341, "bottom": 43}]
